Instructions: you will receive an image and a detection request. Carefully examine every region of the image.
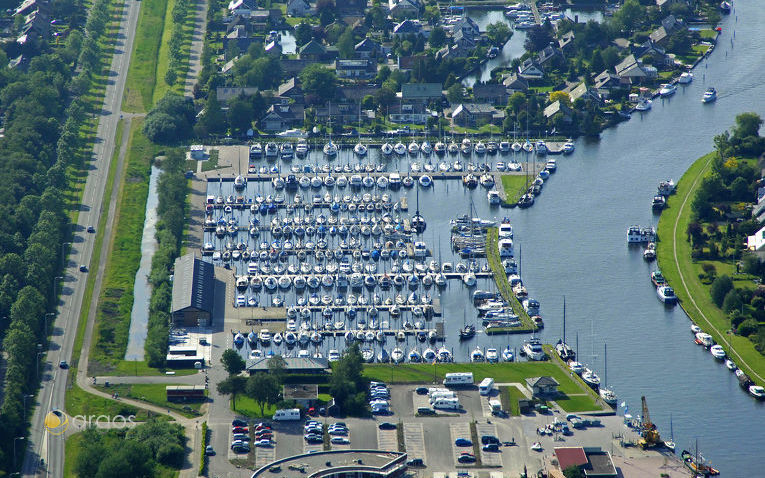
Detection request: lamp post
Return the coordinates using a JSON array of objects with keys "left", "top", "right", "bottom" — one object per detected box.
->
[
  {"left": 13, "top": 436, "right": 24, "bottom": 469},
  {"left": 22, "top": 394, "right": 33, "bottom": 423}
]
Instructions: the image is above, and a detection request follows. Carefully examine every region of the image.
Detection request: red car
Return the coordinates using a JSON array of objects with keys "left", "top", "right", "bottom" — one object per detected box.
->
[
  {"left": 307, "top": 407, "right": 317, "bottom": 416},
  {"left": 232, "top": 427, "right": 249, "bottom": 434}
]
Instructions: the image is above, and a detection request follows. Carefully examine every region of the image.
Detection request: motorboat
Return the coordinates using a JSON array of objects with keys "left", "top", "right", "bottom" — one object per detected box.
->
[
  {"left": 581, "top": 368, "right": 601, "bottom": 389},
  {"left": 474, "top": 141, "right": 486, "bottom": 155},
  {"left": 702, "top": 87, "right": 717, "bottom": 103},
  {"left": 652, "top": 195, "right": 666, "bottom": 211},
  {"left": 725, "top": 359, "right": 737, "bottom": 371},
  {"left": 265, "top": 142, "right": 279, "bottom": 158},
  {"left": 470, "top": 346, "right": 485, "bottom": 362},
  {"left": 562, "top": 140, "right": 574, "bottom": 154},
  {"left": 250, "top": 143, "right": 262, "bottom": 158},
  {"left": 678, "top": 72, "right": 693, "bottom": 84},
  {"left": 681, "top": 450, "right": 720, "bottom": 476},
  {"left": 501, "top": 346, "right": 514, "bottom": 362},
  {"left": 695, "top": 332, "right": 713, "bottom": 348},
  {"left": 295, "top": 140, "right": 308, "bottom": 157},
  {"left": 635, "top": 98, "right": 652, "bottom": 111},
  {"left": 657, "top": 285, "right": 677, "bottom": 304},
  {"left": 522, "top": 337, "right": 545, "bottom": 361},
  {"left": 749, "top": 385, "right": 765, "bottom": 400},
  {"left": 258, "top": 329, "right": 271, "bottom": 344},
  {"left": 659, "top": 83, "right": 677, "bottom": 97},
  {"left": 568, "top": 361, "right": 584, "bottom": 374},
  {"left": 651, "top": 270, "right": 665, "bottom": 287},
  {"left": 486, "top": 348, "right": 499, "bottom": 363},
  {"left": 643, "top": 242, "right": 656, "bottom": 261},
  {"left": 719, "top": 1, "right": 731, "bottom": 13},
  {"left": 459, "top": 324, "right": 475, "bottom": 340},
  {"left": 710, "top": 344, "right": 726, "bottom": 360},
  {"left": 599, "top": 387, "right": 617, "bottom": 407},
  {"left": 555, "top": 340, "right": 575, "bottom": 361},
  {"left": 408, "top": 348, "right": 422, "bottom": 363},
  {"left": 487, "top": 190, "right": 501, "bottom": 205}
]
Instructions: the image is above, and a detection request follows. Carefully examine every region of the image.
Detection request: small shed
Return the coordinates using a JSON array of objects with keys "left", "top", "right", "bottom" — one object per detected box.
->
[
  {"left": 283, "top": 384, "right": 319, "bottom": 407},
  {"left": 525, "top": 376, "right": 560, "bottom": 397}
]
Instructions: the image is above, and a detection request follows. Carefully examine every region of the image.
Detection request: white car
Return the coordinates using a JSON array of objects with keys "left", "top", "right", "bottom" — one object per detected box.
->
[{"left": 330, "top": 436, "right": 350, "bottom": 445}]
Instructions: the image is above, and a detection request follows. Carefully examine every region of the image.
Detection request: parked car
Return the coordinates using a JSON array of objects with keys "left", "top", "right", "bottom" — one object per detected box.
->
[
  {"left": 232, "top": 419, "right": 248, "bottom": 427},
  {"left": 87, "top": 226, "right": 95, "bottom": 233},
  {"left": 455, "top": 438, "right": 472, "bottom": 447},
  {"left": 58, "top": 361, "right": 68, "bottom": 369},
  {"left": 378, "top": 422, "right": 397, "bottom": 430},
  {"left": 79, "top": 264, "right": 88, "bottom": 272},
  {"left": 457, "top": 454, "right": 476, "bottom": 463},
  {"left": 304, "top": 434, "right": 322, "bottom": 444},
  {"left": 406, "top": 458, "right": 425, "bottom": 467},
  {"left": 232, "top": 434, "right": 250, "bottom": 441},
  {"left": 231, "top": 444, "right": 250, "bottom": 453},
  {"left": 417, "top": 407, "right": 436, "bottom": 416},
  {"left": 481, "top": 435, "right": 499, "bottom": 445},
  {"left": 254, "top": 439, "right": 273, "bottom": 447},
  {"left": 415, "top": 387, "right": 429, "bottom": 395},
  {"left": 482, "top": 443, "right": 500, "bottom": 452},
  {"left": 205, "top": 445, "right": 215, "bottom": 456},
  {"left": 328, "top": 428, "right": 348, "bottom": 436},
  {"left": 232, "top": 427, "right": 249, "bottom": 434},
  {"left": 330, "top": 436, "right": 350, "bottom": 445}
]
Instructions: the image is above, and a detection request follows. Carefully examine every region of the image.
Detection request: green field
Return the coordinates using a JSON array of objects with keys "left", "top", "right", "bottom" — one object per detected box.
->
[
  {"left": 554, "top": 393, "right": 599, "bottom": 412},
  {"left": 122, "top": 0, "right": 168, "bottom": 111},
  {"left": 656, "top": 152, "right": 765, "bottom": 386},
  {"left": 362, "top": 362, "right": 583, "bottom": 395},
  {"left": 89, "top": 120, "right": 156, "bottom": 373},
  {"left": 65, "top": 382, "right": 147, "bottom": 420},
  {"left": 231, "top": 395, "right": 278, "bottom": 418},
  {"left": 499, "top": 385, "right": 525, "bottom": 416},
  {"left": 500, "top": 174, "right": 529, "bottom": 205},
  {"left": 112, "top": 360, "right": 199, "bottom": 377},
  {"left": 94, "top": 383, "right": 204, "bottom": 418}
]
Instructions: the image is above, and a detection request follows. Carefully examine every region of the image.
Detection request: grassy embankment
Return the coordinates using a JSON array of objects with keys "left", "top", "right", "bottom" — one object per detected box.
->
[
  {"left": 94, "top": 383, "right": 205, "bottom": 418},
  {"left": 657, "top": 152, "right": 765, "bottom": 386},
  {"left": 500, "top": 175, "right": 529, "bottom": 205},
  {"left": 485, "top": 228, "right": 537, "bottom": 333}
]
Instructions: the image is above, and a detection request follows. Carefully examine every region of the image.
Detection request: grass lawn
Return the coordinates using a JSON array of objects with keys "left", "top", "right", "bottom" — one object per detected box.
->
[
  {"left": 362, "top": 362, "right": 583, "bottom": 394},
  {"left": 657, "top": 152, "right": 765, "bottom": 386},
  {"left": 201, "top": 149, "right": 220, "bottom": 171},
  {"left": 231, "top": 395, "right": 278, "bottom": 418},
  {"left": 699, "top": 29, "right": 717, "bottom": 40},
  {"left": 500, "top": 175, "right": 528, "bottom": 205},
  {"left": 499, "top": 385, "right": 525, "bottom": 416},
  {"left": 554, "top": 393, "right": 599, "bottom": 413},
  {"left": 94, "top": 383, "right": 204, "bottom": 418},
  {"left": 123, "top": 0, "right": 167, "bottom": 112},
  {"left": 65, "top": 382, "right": 147, "bottom": 420},
  {"left": 89, "top": 120, "right": 157, "bottom": 373},
  {"left": 112, "top": 360, "right": 199, "bottom": 377}
]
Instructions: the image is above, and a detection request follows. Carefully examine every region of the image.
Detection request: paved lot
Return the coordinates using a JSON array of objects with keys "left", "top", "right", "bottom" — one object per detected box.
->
[
  {"left": 403, "top": 423, "right": 425, "bottom": 461},
  {"left": 376, "top": 427, "right": 398, "bottom": 451},
  {"left": 449, "top": 422, "right": 473, "bottom": 467},
  {"left": 475, "top": 422, "right": 502, "bottom": 467}
]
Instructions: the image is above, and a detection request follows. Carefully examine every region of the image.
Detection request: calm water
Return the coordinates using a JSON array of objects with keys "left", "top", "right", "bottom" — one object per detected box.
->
[
  {"left": 463, "top": 9, "right": 527, "bottom": 87},
  {"left": 125, "top": 165, "right": 162, "bottom": 360},
  {"left": 507, "top": 2, "right": 764, "bottom": 474}
]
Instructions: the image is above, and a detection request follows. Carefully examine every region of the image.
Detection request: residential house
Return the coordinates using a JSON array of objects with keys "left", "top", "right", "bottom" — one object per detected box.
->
[
  {"left": 227, "top": 0, "right": 254, "bottom": 17},
  {"left": 388, "top": 0, "right": 419, "bottom": 18},
  {"left": 225, "top": 15, "right": 249, "bottom": 36},
  {"left": 336, "top": 0, "right": 366, "bottom": 13},
  {"left": 221, "top": 56, "right": 239, "bottom": 74},
  {"left": 315, "top": 102, "right": 363, "bottom": 125},
  {"left": 536, "top": 44, "right": 561, "bottom": 68},
  {"left": 525, "top": 376, "right": 560, "bottom": 397},
  {"left": 260, "top": 102, "right": 305, "bottom": 132},
  {"left": 451, "top": 103, "right": 504, "bottom": 127},
  {"left": 543, "top": 100, "right": 573, "bottom": 122},
  {"left": 451, "top": 16, "right": 480, "bottom": 38},
  {"left": 249, "top": 9, "right": 272, "bottom": 30},
  {"left": 661, "top": 14, "right": 685, "bottom": 34},
  {"left": 277, "top": 77, "right": 303, "bottom": 101},
  {"left": 558, "top": 31, "right": 575, "bottom": 54},
  {"left": 632, "top": 39, "right": 673, "bottom": 68},
  {"left": 517, "top": 58, "right": 544, "bottom": 80},
  {"left": 264, "top": 40, "right": 282, "bottom": 57},
  {"left": 17, "top": 10, "right": 49, "bottom": 45},
  {"left": 393, "top": 19, "right": 422, "bottom": 37},
  {"left": 396, "top": 55, "right": 418, "bottom": 73},
  {"left": 298, "top": 39, "right": 327, "bottom": 60},
  {"left": 216, "top": 87, "right": 259, "bottom": 104},
  {"left": 436, "top": 42, "right": 472, "bottom": 60},
  {"left": 401, "top": 83, "right": 442, "bottom": 103},
  {"left": 656, "top": 0, "right": 683, "bottom": 10},
  {"left": 611, "top": 37, "right": 631, "bottom": 50},
  {"left": 566, "top": 82, "right": 601, "bottom": 104},
  {"left": 502, "top": 73, "right": 529, "bottom": 93},
  {"left": 283, "top": 385, "right": 318, "bottom": 408},
  {"left": 335, "top": 59, "right": 377, "bottom": 80},
  {"left": 614, "top": 54, "right": 656, "bottom": 84},
  {"left": 473, "top": 83, "right": 509, "bottom": 106},
  {"left": 286, "top": 0, "right": 311, "bottom": 16},
  {"left": 338, "top": 85, "right": 381, "bottom": 103},
  {"left": 354, "top": 38, "right": 381, "bottom": 60},
  {"left": 453, "top": 29, "right": 476, "bottom": 51},
  {"left": 224, "top": 25, "right": 255, "bottom": 52},
  {"left": 554, "top": 447, "right": 618, "bottom": 478},
  {"left": 281, "top": 59, "right": 312, "bottom": 77},
  {"left": 593, "top": 70, "right": 621, "bottom": 98},
  {"left": 389, "top": 103, "right": 430, "bottom": 124},
  {"left": 14, "top": 0, "right": 49, "bottom": 17},
  {"left": 8, "top": 54, "right": 28, "bottom": 70}
]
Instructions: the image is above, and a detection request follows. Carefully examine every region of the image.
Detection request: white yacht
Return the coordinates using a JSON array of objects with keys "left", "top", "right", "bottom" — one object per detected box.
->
[
  {"left": 581, "top": 368, "right": 601, "bottom": 389},
  {"left": 710, "top": 344, "right": 726, "bottom": 360},
  {"left": 702, "top": 87, "right": 717, "bottom": 103},
  {"left": 474, "top": 141, "right": 486, "bottom": 155},
  {"left": 394, "top": 141, "right": 406, "bottom": 155},
  {"left": 486, "top": 347, "right": 499, "bottom": 363},
  {"left": 657, "top": 285, "right": 677, "bottom": 304},
  {"left": 678, "top": 72, "right": 693, "bottom": 84},
  {"left": 635, "top": 98, "right": 652, "bottom": 111},
  {"left": 599, "top": 387, "right": 617, "bottom": 406},
  {"left": 659, "top": 83, "right": 677, "bottom": 97},
  {"left": 470, "top": 346, "right": 485, "bottom": 362},
  {"left": 522, "top": 337, "right": 545, "bottom": 361},
  {"left": 408, "top": 141, "right": 420, "bottom": 155}
]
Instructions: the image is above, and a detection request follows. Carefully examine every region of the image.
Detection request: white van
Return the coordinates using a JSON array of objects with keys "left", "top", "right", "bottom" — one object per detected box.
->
[
  {"left": 443, "top": 372, "right": 474, "bottom": 386},
  {"left": 272, "top": 408, "right": 301, "bottom": 421},
  {"left": 432, "top": 397, "right": 461, "bottom": 410},
  {"left": 427, "top": 387, "right": 450, "bottom": 396},
  {"left": 429, "top": 391, "right": 456, "bottom": 402},
  {"left": 479, "top": 378, "right": 495, "bottom": 396}
]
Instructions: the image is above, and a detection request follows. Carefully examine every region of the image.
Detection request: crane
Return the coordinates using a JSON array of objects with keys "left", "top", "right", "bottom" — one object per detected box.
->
[{"left": 638, "top": 395, "right": 662, "bottom": 449}]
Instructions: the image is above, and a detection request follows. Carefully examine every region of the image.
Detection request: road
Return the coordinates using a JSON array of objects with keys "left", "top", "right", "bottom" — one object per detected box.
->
[{"left": 21, "top": 0, "right": 142, "bottom": 475}]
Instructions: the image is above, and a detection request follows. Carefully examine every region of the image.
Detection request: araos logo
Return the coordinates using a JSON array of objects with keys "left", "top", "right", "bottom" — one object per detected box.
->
[{"left": 44, "top": 409, "right": 69, "bottom": 435}]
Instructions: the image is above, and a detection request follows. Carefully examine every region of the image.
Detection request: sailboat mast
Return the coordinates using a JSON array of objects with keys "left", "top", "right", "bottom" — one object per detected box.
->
[
  {"left": 604, "top": 343, "right": 608, "bottom": 387},
  {"left": 562, "top": 295, "right": 566, "bottom": 343}
]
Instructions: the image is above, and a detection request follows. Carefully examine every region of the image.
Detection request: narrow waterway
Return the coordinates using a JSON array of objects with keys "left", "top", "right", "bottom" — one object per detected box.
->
[
  {"left": 125, "top": 165, "right": 162, "bottom": 361},
  {"left": 506, "top": 2, "right": 764, "bottom": 474}
]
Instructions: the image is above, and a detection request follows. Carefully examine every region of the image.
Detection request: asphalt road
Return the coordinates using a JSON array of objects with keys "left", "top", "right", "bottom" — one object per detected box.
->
[{"left": 21, "top": 0, "right": 142, "bottom": 476}]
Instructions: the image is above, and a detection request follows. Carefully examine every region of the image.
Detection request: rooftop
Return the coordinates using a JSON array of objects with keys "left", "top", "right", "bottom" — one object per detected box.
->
[
  {"left": 283, "top": 384, "right": 319, "bottom": 400},
  {"left": 251, "top": 450, "right": 406, "bottom": 478}
]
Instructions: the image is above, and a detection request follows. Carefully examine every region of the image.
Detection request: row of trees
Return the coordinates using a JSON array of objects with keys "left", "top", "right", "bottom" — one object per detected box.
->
[
  {"left": 144, "top": 150, "right": 188, "bottom": 366},
  {"left": 0, "top": 0, "right": 114, "bottom": 471},
  {"left": 74, "top": 421, "right": 187, "bottom": 477},
  {"left": 165, "top": 0, "right": 192, "bottom": 85}
]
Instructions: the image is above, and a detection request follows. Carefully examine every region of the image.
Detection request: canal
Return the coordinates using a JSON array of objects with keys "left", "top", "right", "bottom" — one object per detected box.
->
[{"left": 507, "top": 2, "right": 764, "bottom": 474}]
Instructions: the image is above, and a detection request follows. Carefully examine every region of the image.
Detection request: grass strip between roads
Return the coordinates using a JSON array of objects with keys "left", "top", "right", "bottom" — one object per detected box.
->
[
  {"left": 122, "top": 0, "right": 167, "bottom": 112},
  {"left": 657, "top": 152, "right": 765, "bottom": 386}
]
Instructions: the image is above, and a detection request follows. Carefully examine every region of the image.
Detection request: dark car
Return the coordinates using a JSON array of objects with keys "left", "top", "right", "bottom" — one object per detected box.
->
[
  {"left": 378, "top": 422, "right": 397, "bottom": 430},
  {"left": 417, "top": 407, "right": 436, "bottom": 416},
  {"left": 58, "top": 361, "right": 68, "bottom": 369},
  {"left": 455, "top": 438, "right": 472, "bottom": 447},
  {"left": 457, "top": 454, "right": 476, "bottom": 464},
  {"left": 415, "top": 387, "right": 429, "bottom": 395},
  {"left": 232, "top": 419, "right": 248, "bottom": 427},
  {"left": 232, "top": 427, "right": 249, "bottom": 434},
  {"left": 482, "top": 443, "right": 500, "bottom": 452},
  {"left": 87, "top": 226, "right": 95, "bottom": 233},
  {"left": 79, "top": 265, "right": 88, "bottom": 272},
  {"left": 303, "top": 434, "right": 322, "bottom": 444},
  {"left": 481, "top": 435, "right": 499, "bottom": 445},
  {"left": 406, "top": 458, "right": 425, "bottom": 467}
]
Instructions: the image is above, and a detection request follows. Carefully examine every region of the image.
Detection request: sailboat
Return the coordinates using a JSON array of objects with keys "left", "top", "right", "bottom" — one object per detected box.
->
[
  {"left": 353, "top": 104, "right": 367, "bottom": 156},
  {"left": 555, "top": 296, "right": 575, "bottom": 361},
  {"left": 323, "top": 105, "right": 338, "bottom": 157},
  {"left": 664, "top": 414, "right": 676, "bottom": 452},
  {"left": 599, "top": 343, "right": 617, "bottom": 407},
  {"left": 411, "top": 186, "right": 426, "bottom": 233},
  {"left": 681, "top": 440, "right": 720, "bottom": 476}
]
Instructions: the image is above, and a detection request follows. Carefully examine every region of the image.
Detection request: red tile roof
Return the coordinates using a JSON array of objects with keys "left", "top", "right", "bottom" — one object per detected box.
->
[{"left": 555, "top": 447, "right": 588, "bottom": 471}]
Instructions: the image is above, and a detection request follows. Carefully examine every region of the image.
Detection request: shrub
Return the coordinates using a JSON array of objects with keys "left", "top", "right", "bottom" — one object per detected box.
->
[
  {"left": 738, "top": 318, "right": 758, "bottom": 337},
  {"left": 710, "top": 275, "right": 733, "bottom": 308},
  {"left": 722, "top": 289, "right": 743, "bottom": 313}
]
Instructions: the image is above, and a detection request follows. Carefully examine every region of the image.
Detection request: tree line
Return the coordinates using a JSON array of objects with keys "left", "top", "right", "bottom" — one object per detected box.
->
[{"left": 165, "top": 0, "right": 192, "bottom": 86}]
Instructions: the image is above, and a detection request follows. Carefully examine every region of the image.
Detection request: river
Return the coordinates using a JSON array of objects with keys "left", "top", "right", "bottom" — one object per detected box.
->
[{"left": 505, "top": 2, "right": 764, "bottom": 474}]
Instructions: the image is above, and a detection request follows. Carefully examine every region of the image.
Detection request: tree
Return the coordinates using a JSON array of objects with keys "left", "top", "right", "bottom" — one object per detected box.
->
[
  {"left": 612, "top": 0, "right": 644, "bottom": 32},
  {"left": 524, "top": 24, "right": 554, "bottom": 52},
  {"left": 294, "top": 22, "right": 313, "bottom": 46},
  {"left": 486, "top": 22, "right": 512, "bottom": 46},
  {"left": 429, "top": 26, "right": 446, "bottom": 49},
  {"left": 221, "top": 349, "right": 246, "bottom": 376},
  {"left": 227, "top": 95, "right": 254, "bottom": 135},
  {"left": 423, "top": 5, "right": 440, "bottom": 24},
  {"left": 267, "top": 355, "right": 287, "bottom": 383},
  {"left": 563, "top": 465, "right": 585, "bottom": 478},
  {"left": 446, "top": 83, "right": 464, "bottom": 104},
  {"left": 722, "top": 289, "right": 743, "bottom": 313},
  {"left": 246, "top": 373, "right": 281, "bottom": 417},
  {"left": 589, "top": 49, "right": 605, "bottom": 74},
  {"left": 732, "top": 112, "right": 763, "bottom": 141},
  {"left": 710, "top": 275, "right": 734, "bottom": 308},
  {"left": 300, "top": 64, "right": 338, "bottom": 104},
  {"left": 217, "top": 375, "right": 247, "bottom": 409},
  {"left": 329, "top": 344, "right": 366, "bottom": 415},
  {"left": 337, "top": 27, "right": 355, "bottom": 58},
  {"left": 549, "top": 91, "right": 571, "bottom": 107},
  {"left": 196, "top": 90, "right": 226, "bottom": 136},
  {"left": 374, "top": 86, "right": 396, "bottom": 112},
  {"left": 738, "top": 318, "right": 759, "bottom": 336}
]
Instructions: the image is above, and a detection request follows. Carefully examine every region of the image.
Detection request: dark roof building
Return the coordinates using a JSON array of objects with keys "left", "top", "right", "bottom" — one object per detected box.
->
[
  {"left": 246, "top": 357, "right": 330, "bottom": 374},
  {"left": 401, "top": 82, "right": 442, "bottom": 102},
  {"left": 555, "top": 447, "right": 618, "bottom": 478},
  {"left": 171, "top": 254, "right": 215, "bottom": 326}
]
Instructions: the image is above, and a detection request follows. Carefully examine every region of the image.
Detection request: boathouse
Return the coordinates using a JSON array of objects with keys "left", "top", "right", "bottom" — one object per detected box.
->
[
  {"left": 526, "top": 376, "right": 560, "bottom": 397},
  {"left": 171, "top": 254, "right": 215, "bottom": 327}
]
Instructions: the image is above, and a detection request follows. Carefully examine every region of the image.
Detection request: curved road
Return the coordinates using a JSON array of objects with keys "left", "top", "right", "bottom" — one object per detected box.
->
[{"left": 21, "top": 0, "right": 142, "bottom": 475}]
